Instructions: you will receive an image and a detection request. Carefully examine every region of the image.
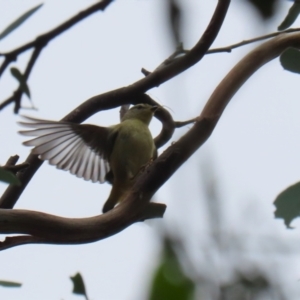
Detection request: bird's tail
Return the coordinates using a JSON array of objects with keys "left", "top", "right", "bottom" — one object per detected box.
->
[{"left": 102, "top": 183, "right": 129, "bottom": 213}]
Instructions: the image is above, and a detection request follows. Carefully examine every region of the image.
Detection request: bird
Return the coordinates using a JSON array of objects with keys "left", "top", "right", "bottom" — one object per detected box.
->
[{"left": 19, "top": 103, "right": 158, "bottom": 213}]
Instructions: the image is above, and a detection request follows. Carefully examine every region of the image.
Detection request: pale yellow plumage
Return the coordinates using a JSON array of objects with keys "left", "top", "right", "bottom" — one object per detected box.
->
[{"left": 19, "top": 103, "right": 157, "bottom": 213}]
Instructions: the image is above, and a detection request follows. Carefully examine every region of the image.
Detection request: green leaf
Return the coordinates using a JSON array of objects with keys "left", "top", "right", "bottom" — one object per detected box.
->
[
  {"left": 70, "top": 273, "right": 88, "bottom": 300},
  {"left": 10, "top": 67, "right": 31, "bottom": 98},
  {"left": 0, "top": 167, "right": 20, "bottom": 185},
  {"left": 0, "top": 3, "right": 43, "bottom": 41},
  {"left": 280, "top": 48, "right": 300, "bottom": 74},
  {"left": 274, "top": 181, "right": 300, "bottom": 228},
  {"left": 245, "top": 0, "right": 278, "bottom": 19},
  {"left": 278, "top": 3, "right": 300, "bottom": 31},
  {"left": 148, "top": 239, "right": 195, "bottom": 300},
  {"left": 0, "top": 280, "right": 22, "bottom": 288}
]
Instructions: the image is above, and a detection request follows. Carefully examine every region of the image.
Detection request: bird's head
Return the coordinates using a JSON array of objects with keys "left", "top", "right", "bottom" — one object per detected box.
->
[{"left": 121, "top": 103, "right": 157, "bottom": 125}]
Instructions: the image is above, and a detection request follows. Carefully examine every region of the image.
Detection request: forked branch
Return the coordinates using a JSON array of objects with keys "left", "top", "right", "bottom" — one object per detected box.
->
[
  {"left": 1, "top": 30, "right": 297, "bottom": 250},
  {"left": 0, "top": 0, "right": 231, "bottom": 250}
]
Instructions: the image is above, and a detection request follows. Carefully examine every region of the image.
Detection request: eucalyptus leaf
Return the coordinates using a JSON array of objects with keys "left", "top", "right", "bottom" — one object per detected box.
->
[
  {"left": 274, "top": 181, "right": 300, "bottom": 228},
  {"left": 280, "top": 48, "right": 300, "bottom": 74},
  {"left": 0, "top": 3, "right": 43, "bottom": 40},
  {"left": 0, "top": 280, "right": 22, "bottom": 288},
  {"left": 148, "top": 239, "right": 195, "bottom": 300},
  {"left": 10, "top": 67, "right": 31, "bottom": 98},
  {"left": 278, "top": 2, "right": 300, "bottom": 30},
  {"left": 70, "top": 273, "right": 88, "bottom": 300},
  {"left": 246, "top": 0, "right": 278, "bottom": 19},
  {"left": 0, "top": 167, "right": 20, "bottom": 185}
]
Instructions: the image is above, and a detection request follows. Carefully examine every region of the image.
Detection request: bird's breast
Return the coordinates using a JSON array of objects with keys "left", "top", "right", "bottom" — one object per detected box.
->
[{"left": 109, "top": 120, "right": 155, "bottom": 180}]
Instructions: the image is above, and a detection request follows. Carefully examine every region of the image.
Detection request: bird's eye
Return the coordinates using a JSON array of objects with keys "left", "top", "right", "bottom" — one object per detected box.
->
[{"left": 137, "top": 105, "right": 143, "bottom": 110}]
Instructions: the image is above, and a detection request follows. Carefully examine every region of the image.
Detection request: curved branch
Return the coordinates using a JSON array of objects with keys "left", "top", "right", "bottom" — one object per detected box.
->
[
  {"left": 0, "top": 0, "right": 231, "bottom": 250},
  {"left": 0, "top": 202, "right": 166, "bottom": 250},
  {"left": 0, "top": 0, "right": 230, "bottom": 209},
  {"left": 133, "top": 31, "right": 300, "bottom": 202},
  {"left": 3, "top": 2, "right": 296, "bottom": 251},
  {"left": 1, "top": 3, "right": 298, "bottom": 252}
]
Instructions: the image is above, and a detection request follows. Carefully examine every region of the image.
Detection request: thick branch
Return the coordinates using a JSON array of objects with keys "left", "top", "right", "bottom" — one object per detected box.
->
[
  {"left": 3, "top": 3, "right": 296, "bottom": 251},
  {"left": 132, "top": 32, "right": 300, "bottom": 202},
  {"left": 0, "top": 0, "right": 230, "bottom": 209},
  {"left": 0, "top": 201, "right": 166, "bottom": 250},
  {"left": 1, "top": 3, "right": 299, "bottom": 251}
]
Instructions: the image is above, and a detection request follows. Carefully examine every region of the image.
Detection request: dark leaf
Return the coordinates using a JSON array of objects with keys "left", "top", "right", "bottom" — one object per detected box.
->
[
  {"left": 70, "top": 273, "right": 88, "bottom": 300},
  {"left": 148, "top": 239, "right": 195, "bottom": 300},
  {"left": 167, "top": 0, "right": 182, "bottom": 46},
  {"left": 274, "top": 181, "right": 300, "bottom": 228},
  {"left": 278, "top": 2, "right": 300, "bottom": 30},
  {"left": 0, "top": 280, "right": 22, "bottom": 288},
  {"left": 11, "top": 67, "right": 24, "bottom": 82},
  {"left": 0, "top": 167, "right": 21, "bottom": 185},
  {"left": 220, "top": 272, "right": 270, "bottom": 299},
  {"left": 280, "top": 48, "right": 300, "bottom": 74},
  {"left": 10, "top": 67, "right": 31, "bottom": 98},
  {"left": 0, "top": 3, "right": 43, "bottom": 40},
  {"left": 245, "top": 0, "right": 278, "bottom": 19}
]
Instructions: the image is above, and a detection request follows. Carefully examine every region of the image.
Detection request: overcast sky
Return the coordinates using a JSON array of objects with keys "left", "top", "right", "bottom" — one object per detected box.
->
[{"left": 1, "top": 1, "right": 300, "bottom": 299}]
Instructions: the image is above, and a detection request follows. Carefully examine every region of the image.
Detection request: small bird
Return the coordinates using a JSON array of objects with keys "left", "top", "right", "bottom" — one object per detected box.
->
[{"left": 19, "top": 103, "right": 158, "bottom": 213}]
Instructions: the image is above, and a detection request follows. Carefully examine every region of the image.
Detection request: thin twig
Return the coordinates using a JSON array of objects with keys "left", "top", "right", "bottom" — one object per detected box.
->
[
  {"left": 0, "top": 94, "right": 15, "bottom": 110},
  {"left": 207, "top": 27, "right": 300, "bottom": 54},
  {"left": 5, "top": 155, "right": 19, "bottom": 167},
  {"left": 0, "top": 0, "right": 114, "bottom": 111}
]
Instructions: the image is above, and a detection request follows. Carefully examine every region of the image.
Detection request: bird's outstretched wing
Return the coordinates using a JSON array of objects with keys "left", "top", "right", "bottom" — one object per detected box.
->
[{"left": 19, "top": 116, "right": 116, "bottom": 183}]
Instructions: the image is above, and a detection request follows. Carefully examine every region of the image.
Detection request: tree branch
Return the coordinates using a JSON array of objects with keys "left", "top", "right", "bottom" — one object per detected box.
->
[
  {"left": 174, "top": 118, "right": 198, "bottom": 128},
  {"left": 0, "top": 0, "right": 114, "bottom": 112},
  {"left": 0, "top": 0, "right": 230, "bottom": 210},
  {"left": 0, "top": 236, "right": 46, "bottom": 251},
  {"left": 0, "top": 0, "right": 231, "bottom": 250},
  {"left": 133, "top": 31, "right": 300, "bottom": 206},
  {"left": 10, "top": 28, "right": 289, "bottom": 249},
  {"left": 0, "top": 201, "right": 166, "bottom": 251},
  {"left": 3, "top": 155, "right": 29, "bottom": 173}
]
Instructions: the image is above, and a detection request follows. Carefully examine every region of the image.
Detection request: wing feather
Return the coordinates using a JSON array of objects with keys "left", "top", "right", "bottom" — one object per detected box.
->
[{"left": 19, "top": 116, "right": 113, "bottom": 183}]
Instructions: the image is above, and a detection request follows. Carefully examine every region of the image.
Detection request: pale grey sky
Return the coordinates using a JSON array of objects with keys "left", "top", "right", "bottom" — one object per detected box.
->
[{"left": 1, "top": 1, "right": 300, "bottom": 299}]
